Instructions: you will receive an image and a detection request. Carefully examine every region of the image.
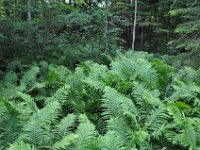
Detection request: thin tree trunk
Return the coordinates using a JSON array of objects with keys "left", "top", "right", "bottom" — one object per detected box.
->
[
  {"left": 170, "top": 0, "right": 178, "bottom": 11},
  {"left": 3, "top": 0, "right": 10, "bottom": 17},
  {"left": 132, "top": 0, "right": 137, "bottom": 50},
  {"left": 104, "top": 1, "right": 109, "bottom": 51},
  {"left": 27, "top": 0, "right": 32, "bottom": 21}
]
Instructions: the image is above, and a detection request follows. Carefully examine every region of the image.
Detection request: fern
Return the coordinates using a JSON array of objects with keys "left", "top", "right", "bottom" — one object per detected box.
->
[
  {"left": 8, "top": 141, "right": 36, "bottom": 150},
  {"left": 17, "top": 101, "right": 61, "bottom": 147},
  {"left": 0, "top": 51, "right": 200, "bottom": 149},
  {"left": 107, "top": 117, "right": 134, "bottom": 148},
  {"left": 45, "top": 85, "right": 70, "bottom": 104},
  {"left": 0, "top": 96, "right": 11, "bottom": 122},
  {"left": 180, "top": 120, "right": 196, "bottom": 149},
  {"left": 99, "top": 131, "right": 125, "bottom": 150},
  {"left": 144, "top": 108, "right": 169, "bottom": 138},
  {"left": 21, "top": 66, "right": 40, "bottom": 84},
  {"left": 53, "top": 114, "right": 76, "bottom": 139},
  {"left": 101, "top": 87, "right": 138, "bottom": 120},
  {"left": 17, "top": 92, "right": 38, "bottom": 113},
  {"left": 71, "top": 114, "right": 97, "bottom": 150},
  {"left": 52, "top": 134, "right": 78, "bottom": 150}
]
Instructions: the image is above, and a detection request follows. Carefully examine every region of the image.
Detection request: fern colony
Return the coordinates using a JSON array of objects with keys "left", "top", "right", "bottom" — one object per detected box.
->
[{"left": 0, "top": 51, "right": 200, "bottom": 150}]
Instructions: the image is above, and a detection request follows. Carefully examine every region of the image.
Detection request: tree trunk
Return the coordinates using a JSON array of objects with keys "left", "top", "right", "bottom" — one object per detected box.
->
[
  {"left": 132, "top": 0, "right": 137, "bottom": 50},
  {"left": 3, "top": 0, "right": 10, "bottom": 17},
  {"left": 27, "top": 0, "right": 32, "bottom": 21},
  {"left": 104, "top": 1, "right": 109, "bottom": 51}
]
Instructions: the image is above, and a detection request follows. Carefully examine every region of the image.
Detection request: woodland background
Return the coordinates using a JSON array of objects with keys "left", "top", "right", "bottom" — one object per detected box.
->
[{"left": 0, "top": 0, "right": 200, "bottom": 68}]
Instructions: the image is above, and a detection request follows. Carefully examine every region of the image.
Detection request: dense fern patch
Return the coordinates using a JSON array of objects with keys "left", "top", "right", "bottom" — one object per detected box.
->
[{"left": 0, "top": 51, "right": 200, "bottom": 150}]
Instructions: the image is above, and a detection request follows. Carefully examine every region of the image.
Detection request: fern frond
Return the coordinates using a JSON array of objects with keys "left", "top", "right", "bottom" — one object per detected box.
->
[
  {"left": 0, "top": 84, "right": 25, "bottom": 99},
  {"left": 75, "top": 114, "right": 97, "bottom": 147},
  {"left": 99, "top": 131, "right": 125, "bottom": 150},
  {"left": 0, "top": 97, "right": 21, "bottom": 145},
  {"left": 83, "top": 77, "right": 105, "bottom": 91},
  {"left": 34, "top": 101, "right": 60, "bottom": 125},
  {"left": 131, "top": 129, "right": 149, "bottom": 144},
  {"left": 107, "top": 117, "right": 132, "bottom": 145},
  {"left": 17, "top": 92, "right": 38, "bottom": 113},
  {"left": 145, "top": 108, "right": 169, "bottom": 138},
  {"left": 179, "top": 119, "right": 197, "bottom": 150},
  {"left": 8, "top": 141, "right": 36, "bottom": 150},
  {"left": 46, "top": 85, "right": 70, "bottom": 104},
  {"left": 170, "top": 80, "right": 200, "bottom": 101},
  {"left": 0, "top": 117, "right": 22, "bottom": 146},
  {"left": 21, "top": 66, "right": 40, "bottom": 84},
  {"left": 17, "top": 121, "right": 49, "bottom": 146},
  {"left": 132, "top": 82, "right": 162, "bottom": 121},
  {"left": 165, "top": 117, "right": 198, "bottom": 149},
  {"left": 111, "top": 51, "right": 158, "bottom": 89},
  {"left": 175, "top": 67, "right": 198, "bottom": 84},
  {"left": 17, "top": 101, "right": 61, "bottom": 145},
  {"left": 152, "top": 59, "right": 174, "bottom": 93},
  {"left": 53, "top": 114, "right": 76, "bottom": 139},
  {"left": 52, "top": 134, "right": 78, "bottom": 150},
  {"left": 0, "top": 97, "right": 11, "bottom": 122},
  {"left": 101, "top": 87, "right": 138, "bottom": 120}
]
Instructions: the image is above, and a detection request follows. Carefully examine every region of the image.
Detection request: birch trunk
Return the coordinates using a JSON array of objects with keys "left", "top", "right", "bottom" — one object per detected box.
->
[
  {"left": 104, "top": 1, "right": 109, "bottom": 51},
  {"left": 132, "top": 0, "right": 137, "bottom": 50},
  {"left": 27, "top": 0, "right": 32, "bottom": 21}
]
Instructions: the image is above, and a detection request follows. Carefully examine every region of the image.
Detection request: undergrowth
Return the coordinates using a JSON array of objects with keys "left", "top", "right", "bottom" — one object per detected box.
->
[{"left": 0, "top": 51, "right": 200, "bottom": 150}]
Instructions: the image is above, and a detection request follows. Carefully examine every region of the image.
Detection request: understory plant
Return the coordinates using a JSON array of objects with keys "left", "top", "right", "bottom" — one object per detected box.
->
[{"left": 0, "top": 51, "right": 200, "bottom": 150}]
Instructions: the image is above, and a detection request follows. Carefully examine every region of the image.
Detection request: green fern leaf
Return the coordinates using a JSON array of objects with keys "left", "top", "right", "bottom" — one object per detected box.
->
[
  {"left": 52, "top": 134, "right": 78, "bottom": 150},
  {"left": 17, "top": 92, "right": 38, "bottom": 113},
  {"left": 75, "top": 114, "right": 97, "bottom": 149},
  {"left": 8, "top": 141, "right": 36, "bottom": 150},
  {"left": 53, "top": 114, "right": 76, "bottom": 139},
  {"left": 99, "top": 131, "right": 125, "bottom": 150},
  {"left": 21, "top": 66, "right": 40, "bottom": 84}
]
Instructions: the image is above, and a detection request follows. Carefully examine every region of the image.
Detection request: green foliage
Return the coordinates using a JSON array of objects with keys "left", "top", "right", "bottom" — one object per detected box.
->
[
  {"left": 0, "top": 51, "right": 200, "bottom": 149},
  {"left": 169, "top": 1, "right": 200, "bottom": 52},
  {"left": 1, "top": 1, "right": 200, "bottom": 149},
  {"left": 0, "top": 0, "right": 122, "bottom": 67},
  {"left": 8, "top": 141, "right": 36, "bottom": 150},
  {"left": 1, "top": 0, "right": 200, "bottom": 64}
]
